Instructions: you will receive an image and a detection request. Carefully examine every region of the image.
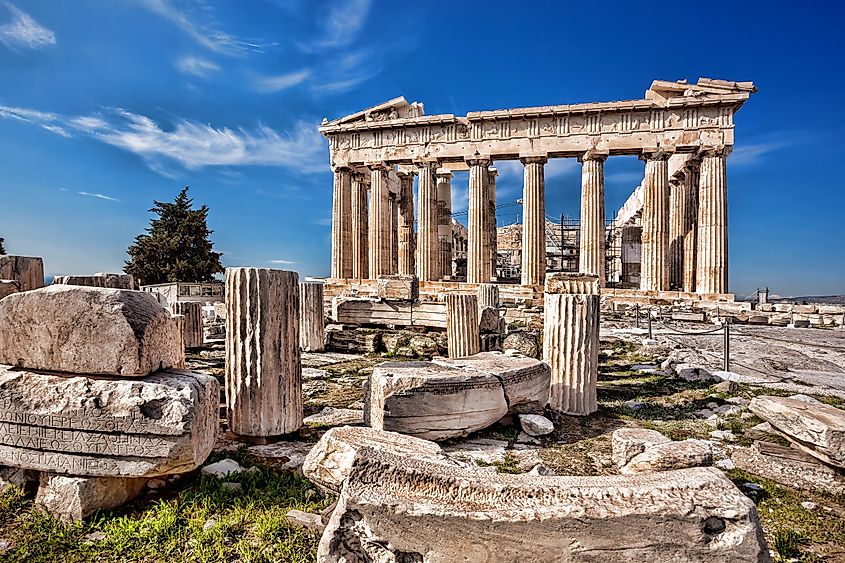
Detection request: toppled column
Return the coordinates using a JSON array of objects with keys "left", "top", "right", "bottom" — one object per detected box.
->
[
  {"left": 225, "top": 268, "right": 302, "bottom": 437},
  {"left": 466, "top": 156, "right": 491, "bottom": 284},
  {"left": 639, "top": 150, "right": 671, "bottom": 291},
  {"left": 446, "top": 293, "right": 480, "bottom": 358},
  {"left": 696, "top": 146, "right": 731, "bottom": 294},
  {"left": 578, "top": 150, "right": 607, "bottom": 285},
  {"left": 350, "top": 172, "right": 369, "bottom": 279},
  {"left": 330, "top": 166, "right": 353, "bottom": 278},
  {"left": 521, "top": 156, "right": 546, "bottom": 286},
  {"left": 170, "top": 301, "right": 203, "bottom": 348},
  {"left": 543, "top": 273, "right": 600, "bottom": 415},
  {"left": 299, "top": 282, "right": 325, "bottom": 352},
  {"left": 477, "top": 283, "right": 500, "bottom": 309},
  {"left": 416, "top": 161, "right": 439, "bottom": 281},
  {"left": 0, "top": 255, "right": 44, "bottom": 291},
  {"left": 397, "top": 171, "right": 415, "bottom": 276}
]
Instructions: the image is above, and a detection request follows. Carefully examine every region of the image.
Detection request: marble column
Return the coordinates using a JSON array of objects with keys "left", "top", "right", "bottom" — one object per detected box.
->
[
  {"left": 668, "top": 173, "right": 686, "bottom": 290},
  {"left": 696, "top": 146, "right": 731, "bottom": 294},
  {"left": 683, "top": 160, "right": 700, "bottom": 292},
  {"left": 543, "top": 273, "right": 600, "bottom": 415},
  {"left": 225, "top": 268, "right": 302, "bottom": 437},
  {"left": 299, "top": 281, "right": 325, "bottom": 352},
  {"left": 330, "top": 166, "right": 353, "bottom": 278},
  {"left": 578, "top": 151, "right": 607, "bottom": 286},
  {"left": 487, "top": 168, "right": 498, "bottom": 280},
  {"left": 169, "top": 301, "right": 203, "bottom": 348},
  {"left": 171, "top": 314, "right": 186, "bottom": 368},
  {"left": 389, "top": 193, "right": 399, "bottom": 274},
  {"left": 477, "top": 283, "right": 500, "bottom": 309},
  {"left": 351, "top": 173, "right": 369, "bottom": 279},
  {"left": 368, "top": 163, "right": 391, "bottom": 279},
  {"left": 639, "top": 150, "right": 671, "bottom": 291},
  {"left": 436, "top": 169, "right": 453, "bottom": 280},
  {"left": 397, "top": 172, "right": 416, "bottom": 276},
  {"left": 520, "top": 156, "right": 547, "bottom": 286},
  {"left": 466, "top": 157, "right": 491, "bottom": 284},
  {"left": 446, "top": 293, "right": 480, "bottom": 358},
  {"left": 416, "top": 162, "right": 439, "bottom": 281}
]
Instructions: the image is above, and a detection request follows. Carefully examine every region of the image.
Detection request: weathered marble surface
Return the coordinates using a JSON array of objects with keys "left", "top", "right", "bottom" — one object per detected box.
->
[
  {"left": 170, "top": 301, "right": 204, "bottom": 349},
  {"left": 749, "top": 395, "right": 845, "bottom": 468},
  {"left": 0, "top": 366, "right": 218, "bottom": 477},
  {"left": 302, "top": 426, "right": 446, "bottom": 494},
  {"left": 376, "top": 275, "right": 418, "bottom": 301},
  {"left": 446, "top": 293, "right": 479, "bottom": 358},
  {"left": 620, "top": 439, "right": 713, "bottom": 474},
  {"left": 52, "top": 273, "right": 136, "bottom": 290},
  {"left": 0, "top": 285, "right": 181, "bottom": 376},
  {"left": 318, "top": 448, "right": 770, "bottom": 562},
  {"left": 36, "top": 473, "right": 148, "bottom": 522},
  {"left": 0, "top": 255, "right": 44, "bottom": 292},
  {"left": 0, "top": 280, "right": 19, "bottom": 300},
  {"left": 611, "top": 427, "right": 671, "bottom": 467},
  {"left": 299, "top": 282, "right": 326, "bottom": 353}
]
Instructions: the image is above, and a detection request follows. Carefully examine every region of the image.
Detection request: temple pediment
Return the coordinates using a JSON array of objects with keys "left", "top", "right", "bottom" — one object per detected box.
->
[{"left": 323, "top": 96, "right": 425, "bottom": 126}]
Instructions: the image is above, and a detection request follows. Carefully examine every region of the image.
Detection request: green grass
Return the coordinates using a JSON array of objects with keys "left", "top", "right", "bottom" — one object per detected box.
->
[
  {"left": 0, "top": 451, "right": 331, "bottom": 563},
  {"left": 475, "top": 453, "right": 522, "bottom": 474}
]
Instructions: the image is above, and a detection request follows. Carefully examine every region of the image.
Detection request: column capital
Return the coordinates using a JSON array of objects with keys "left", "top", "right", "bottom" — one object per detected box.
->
[
  {"left": 487, "top": 167, "right": 498, "bottom": 180},
  {"left": 578, "top": 149, "right": 608, "bottom": 163},
  {"left": 465, "top": 155, "right": 492, "bottom": 167},
  {"left": 520, "top": 155, "right": 548, "bottom": 165},
  {"left": 639, "top": 148, "right": 673, "bottom": 162},
  {"left": 698, "top": 145, "right": 733, "bottom": 158},
  {"left": 435, "top": 168, "right": 453, "bottom": 181},
  {"left": 332, "top": 164, "right": 354, "bottom": 173},
  {"left": 366, "top": 161, "right": 391, "bottom": 172}
]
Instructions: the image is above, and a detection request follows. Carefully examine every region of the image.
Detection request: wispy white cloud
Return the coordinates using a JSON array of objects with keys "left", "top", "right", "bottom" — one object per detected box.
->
[
  {"left": 0, "top": 102, "right": 326, "bottom": 175},
  {"left": 310, "top": 49, "right": 381, "bottom": 95},
  {"left": 606, "top": 171, "right": 643, "bottom": 184},
  {"left": 0, "top": 3, "right": 55, "bottom": 50},
  {"left": 140, "top": 0, "right": 268, "bottom": 55},
  {"left": 269, "top": 259, "right": 295, "bottom": 265},
  {"left": 729, "top": 142, "right": 786, "bottom": 166},
  {"left": 174, "top": 54, "right": 220, "bottom": 77},
  {"left": 305, "top": 0, "right": 371, "bottom": 51},
  {"left": 78, "top": 191, "right": 120, "bottom": 202},
  {"left": 254, "top": 69, "right": 311, "bottom": 93}
]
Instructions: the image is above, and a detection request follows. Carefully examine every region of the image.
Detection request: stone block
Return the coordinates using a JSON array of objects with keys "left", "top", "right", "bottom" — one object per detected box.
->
[
  {"left": 318, "top": 449, "right": 769, "bottom": 561},
  {"left": 621, "top": 439, "right": 713, "bottom": 474},
  {"left": 376, "top": 275, "right": 418, "bottom": 301},
  {"left": 501, "top": 330, "right": 540, "bottom": 358},
  {"left": 611, "top": 428, "right": 671, "bottom": 468},
  {"left": 170, "top": 301, "right": 204, "bottom": 348},
  {"left": 518, "top": 414, "right": 553, "bottom": 436},
  {"left": 35, "top": 473, "right": 148, "bottom": 522},
  {"left": 52, "top": 273, "right": 135, "bottom": 290},
  {"left": 0, "top": 255, "right": 44, "bottom": 291},
  {"left": 0, "top": 366, "right": 218, "bottom": 477},
  {"left": 0, "top": 280, "right": 19, "bottom": 300},
  {"left": 749, "top": 395, "right": 845, "bottom": 468},
  {"left": 732, "top": 441, "right": 845, "bottom": 496},
  {"left": 478, "top": 306, "right": 503, "bottom": 334},
  {"left": 0, "top": 285, "right": 181, "bottom": 376},
  {"left": 302, "top": 426, "right": 446, "bottom": 494}
]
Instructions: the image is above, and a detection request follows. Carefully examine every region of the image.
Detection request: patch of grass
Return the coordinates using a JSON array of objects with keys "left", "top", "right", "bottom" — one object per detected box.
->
[
  {"left": 0, "top": 451, "right": 331, "bottom": 563},
  {"left": 727, "top": 469, "right": 845, "bottom": 561},
  {"left": 476, "top": 453, "right": 521, "bottom": 474}
]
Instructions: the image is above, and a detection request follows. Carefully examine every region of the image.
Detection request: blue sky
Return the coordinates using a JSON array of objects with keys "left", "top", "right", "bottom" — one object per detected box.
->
[{"left": 1, "top": 0, "right": 843, "bottom": 298}]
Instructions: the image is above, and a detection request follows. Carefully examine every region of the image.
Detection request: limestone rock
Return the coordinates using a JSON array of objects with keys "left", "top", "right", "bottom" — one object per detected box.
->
[
  {"left": 52, "top": 273, "right": 135, "bottom": 290},
  {"left": 0, "top": 366, "right": 218, "bottom": 477},
  {"left": 201, "top": 459, "right": 244, "bottom": 478},
  {"left": 0, "top": 280, "right": 19, "bottom": 300},
  {"left": 302, "top": 426, "right": 446, "bottom": 494},
  {"left": 749, "top": 395, "right": 845, "bottom": 468},
  {"left": 621, "top": 439, "right": 713, "bottom": 474},
  {"left": 376, "top": 275, "right": 418, "bottom": 301},
  {"left": 0, "top": 285, "right": 181, "bottom": 376},
  {"left": 502, "top": 330, "right": 539, "bottom": 358},
  {"left": 35, "top": 474, "right": 148, "bottom": 522},
  {"left": 304, "top": 407, "right": 364, "bottom": 427},
  {"left": 0, "top": 255, "right": 44, "bottom": 292},
  {"left": 287, "top": 509, "right": 324, "bottom": 533},
  {"left": 247, "top": 441, "right": 314, "bottom": 473},
  {"left": 367, "top": 361, "right": 507, "bottom": 441},
  {"left": 478, "top": 306, "right": 503, "bottom": 334},
  {"left": 0, "top": 465, "right": 37, "bottom": 493},
  {"left": 518, "top": 414, "right": 553, "bottom": 436},
  {"left": 673, "top": 363, "right": 718, "bottom": 382},
  {"left": 732, "top": 441, "right": 845, "bottom": 496},
  {"left": 611, "top": 428, "right": 671, "bottom": 468},
  {"left": 326, "top": 327, "right": 381, "bottom": 353},
  {"left": 318, "top": 449, "right": 769, "bottom": 562}
]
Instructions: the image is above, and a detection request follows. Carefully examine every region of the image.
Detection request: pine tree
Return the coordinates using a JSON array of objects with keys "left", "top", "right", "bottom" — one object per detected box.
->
[
  {"left": 125, "top": 187, "right": 223, "bottom": 285},
  {"left": 0, "top": 237, "right": 5, "bottom": 255}
]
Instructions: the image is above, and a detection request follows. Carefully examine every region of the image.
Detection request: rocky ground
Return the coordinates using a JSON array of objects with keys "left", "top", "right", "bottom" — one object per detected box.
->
[{"left": 1, "top": 322, "right": 844, "bottom": 562}]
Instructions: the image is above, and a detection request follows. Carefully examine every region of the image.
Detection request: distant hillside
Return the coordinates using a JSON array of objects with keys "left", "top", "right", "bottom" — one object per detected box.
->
[{"left": 770, "top": 295, "right": 845, "bottom": 305}]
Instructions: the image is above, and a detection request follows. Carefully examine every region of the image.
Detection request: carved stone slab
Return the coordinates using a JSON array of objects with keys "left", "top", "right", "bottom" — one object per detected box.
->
[
  {"left": 0, "top": 255, "right": 44, "bottom": 292},
  {"left": 318, "top": 449, "right": 769, "bottom": 562},
  {"left": 0, "top": 366, "right": 218, "bottom": 477},
  {"left": 750, "top": 395, "right": 845, "bottom": 468},
  {"left": 0, "top": 285, "right": 181, "bottom": 376}
]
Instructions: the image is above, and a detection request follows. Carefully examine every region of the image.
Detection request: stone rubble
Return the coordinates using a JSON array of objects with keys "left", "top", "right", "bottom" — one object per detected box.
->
[
  {"left": 517, "top": 414, "right": 554, "bottom": 436},
  {"left": 35, "top": 474, "right": 148, "bottom": 522},
  {"left": 620, "top": 439, "right": 714, "bottom": 474}
]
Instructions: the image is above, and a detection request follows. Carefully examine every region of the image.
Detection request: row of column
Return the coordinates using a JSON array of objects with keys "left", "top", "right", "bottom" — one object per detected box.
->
[{"left": 331, "top": 145, "right": 730, "bottom": 295}]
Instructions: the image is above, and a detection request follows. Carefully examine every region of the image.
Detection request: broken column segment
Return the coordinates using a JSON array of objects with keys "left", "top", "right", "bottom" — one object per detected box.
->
[
  {"left": 446, "top": 293, "right": 479, "bottom": 358},
  {"left": 318, "top": 448, "right": 769, "bottom": 561},
  {"left": 543, "top": 273, "right": 600, "bottom": 415},
  {"left": 225, "top": 268, "right": 302, "bottom": 437},
  {"left": 170, "top": 301, "right": 204, "bottom": 349},
  {"left": 299, "top": 281, "right": 326, "bottom": 352},
  {"left": 0, "top": 285, "right": 181, "bottom": 376}
]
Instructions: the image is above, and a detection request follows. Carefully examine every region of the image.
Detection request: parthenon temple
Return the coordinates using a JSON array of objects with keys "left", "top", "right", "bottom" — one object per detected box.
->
[{"left": 320, "top": 78, "right": 756, "bottom": 315}]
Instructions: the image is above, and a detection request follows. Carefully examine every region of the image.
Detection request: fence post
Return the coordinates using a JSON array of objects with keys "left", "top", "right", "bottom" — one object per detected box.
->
[
  {"left": 635, "top": 303, "right": 640, "bottom": 329},
  {"left": 648, "top": 309, "right": 653, "bottom": 340}
]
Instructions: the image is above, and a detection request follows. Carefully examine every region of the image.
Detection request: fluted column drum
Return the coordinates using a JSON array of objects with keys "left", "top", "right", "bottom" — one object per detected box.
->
[{"left": 446, "top": 293, "right": 480, "bottom": 358}]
